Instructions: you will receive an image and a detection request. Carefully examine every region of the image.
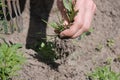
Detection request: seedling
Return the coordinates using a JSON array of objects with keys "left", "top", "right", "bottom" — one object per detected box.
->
[
  {"left": 106, "top": 39, "right": 115, "bottom": 48},
  {"left": 63, "top": 0, "right": 77, "bottom": 23},
  {"left": 114, "top": 56, "right": 120, "bottom": 62},
  {"left": 95, "top": 43, "right": 103, "bottom": 52},
  {"left": 37, "top": 42, "right": 57, "bottom": 62},
  {"left": 0, "top": 43, "right": 25, "bottom": 80},
  {"left": 88, "top": 66, "right": 120, "bottom": 80},
  {"left": 42, "top": 19, "right": 65, "bottom": 34}
]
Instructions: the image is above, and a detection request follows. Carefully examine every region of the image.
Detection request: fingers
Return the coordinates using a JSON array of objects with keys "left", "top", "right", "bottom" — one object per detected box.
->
[
  {"left": 60, "top": 0, "right": 96, "bottom": 39},
  {"left": 60, "top": 22, "right": 82, "bottom": 37},
  {"left": 72, "top": 9, "right": 93, "bottom": 38}
]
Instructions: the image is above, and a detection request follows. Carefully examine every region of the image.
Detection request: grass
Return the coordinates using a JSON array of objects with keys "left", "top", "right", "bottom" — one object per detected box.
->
[
  {"left": 88, "top": 65, "right": 120, "bottom": 80},
  {"left": 63, "top": 0, "right": 78, "bottom": 23},
  {"left": 42, "top": 19, "right": 65, "bottom": 34},
  {"left": 95, "top": 43, "right": 103, "bottom": 52},
  {"left": 0, "top": 43, "right": 26, "bottom": 80}
]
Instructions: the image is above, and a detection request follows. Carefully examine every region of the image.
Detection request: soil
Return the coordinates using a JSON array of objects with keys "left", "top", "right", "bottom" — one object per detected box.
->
[{"left": 1, "top": 0, "right": 120, "bottom": 80}]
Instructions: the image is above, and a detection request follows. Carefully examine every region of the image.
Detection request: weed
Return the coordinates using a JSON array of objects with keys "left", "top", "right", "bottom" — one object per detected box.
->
[
  {"left": 63, "top": 0, "right": 78, "bottom": 23},
  {"left": 114, "top": 56, "right": 120, "bottom": 62},
  {"left": 42, "top": 19, "right": 65, "bottom": 34},
  {"left": 95, "top": 43, "right": 103, "bottom": 52},
  {"left": 105, "top": 58, "right": 113, "bottom": 65},
  {"left": 37, "top": 42, "right": 57, "bottom": 62},
  {"left": 106, "top": 39, "right": 115, "bottom": 48},
  {"left": 88, "top": 65, "right": 120, "bottom": 80},
  {"left": 0, "top": 43, "right": 25, "bottom": 80}
]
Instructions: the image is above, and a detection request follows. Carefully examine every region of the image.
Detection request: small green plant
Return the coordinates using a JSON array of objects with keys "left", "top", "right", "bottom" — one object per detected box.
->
[
  {"left": 106, "top": 39, "right": 115, "bottom": 48},
  {"left": 88, "top": 66, "right": 120, "bottom": 80},
  {"left": 114, "top": 55, "right": 120, "bottom": 62},
  {"left": 37, "top": 42, "right": 57, "bottom": 62},
  {"left": 63, "top": 0, "right": 77, "bottom": 22},
  {"left": 0, "top": 43, "right": 25, "bottom": 80},
  {"left": 105, "top": 58, "right": 113, "bottom": 65},
  {"left": 95, "top": 43, "right": 103, "bottom": 52},
  {"left": 42, "top": 19, "right": 65, "bottom": 34}
]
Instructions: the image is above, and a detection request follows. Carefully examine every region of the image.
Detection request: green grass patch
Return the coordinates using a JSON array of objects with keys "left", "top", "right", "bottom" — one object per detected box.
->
[
  {"left": 88, "top": 66, "right": 120, "bottom": 80},
  {"left": 0, "top": 43, "right": 26, "bottom": 80}
]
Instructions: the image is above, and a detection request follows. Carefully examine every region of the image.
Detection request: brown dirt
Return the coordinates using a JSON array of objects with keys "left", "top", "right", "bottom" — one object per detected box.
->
[{"left": 1, "top": 0, "right": 120, "bottom": 80}]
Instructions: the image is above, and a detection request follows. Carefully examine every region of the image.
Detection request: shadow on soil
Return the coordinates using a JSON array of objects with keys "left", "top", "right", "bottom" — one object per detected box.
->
[{"left": 25, "top": 0, "right": 60, "bottom": 70}]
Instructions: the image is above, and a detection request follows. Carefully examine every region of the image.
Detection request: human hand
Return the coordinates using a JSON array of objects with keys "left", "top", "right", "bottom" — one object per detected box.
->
[{"left": 57, "top": 0, "right": 96, "bottom": 38}]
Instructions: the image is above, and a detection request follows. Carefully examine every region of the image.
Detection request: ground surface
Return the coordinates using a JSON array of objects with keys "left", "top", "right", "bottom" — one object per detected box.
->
[{"left": 1, "top": 0, "right": 120, "bottom": 80}]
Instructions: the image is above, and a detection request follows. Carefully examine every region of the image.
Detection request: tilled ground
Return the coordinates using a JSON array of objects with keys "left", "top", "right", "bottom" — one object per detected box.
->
[{"left": 1, "top": 0, "right": 120, "bottom": 80}]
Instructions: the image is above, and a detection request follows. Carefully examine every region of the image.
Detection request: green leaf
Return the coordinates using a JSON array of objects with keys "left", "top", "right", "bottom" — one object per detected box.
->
[
  {"left": 63, "top": 0, "right": 72, "bottom": 11},
  {"left": 49, "top": 22, "right": 59, "bottom": 29},
  {"left": 41, "top": 42, "right": 45, "bottom": 48},
  {"left": 88, "top": 66, "right": 120, "bottom": 80}
]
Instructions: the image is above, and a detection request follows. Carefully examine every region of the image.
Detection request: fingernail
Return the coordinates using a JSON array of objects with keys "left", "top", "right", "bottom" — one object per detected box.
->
[{"left": 59, "top": 34, "right": 71, "bottom": 39}]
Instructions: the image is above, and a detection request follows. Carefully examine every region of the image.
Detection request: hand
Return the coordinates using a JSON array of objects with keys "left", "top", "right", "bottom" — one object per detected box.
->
[{"left": 57, "top": 0, "right": 96, "bottom": 38}]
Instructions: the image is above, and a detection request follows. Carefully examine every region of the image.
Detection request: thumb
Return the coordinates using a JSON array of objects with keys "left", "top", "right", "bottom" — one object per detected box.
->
[{"left": 60, "top": 21, "right": 82, "bottom": 38}]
